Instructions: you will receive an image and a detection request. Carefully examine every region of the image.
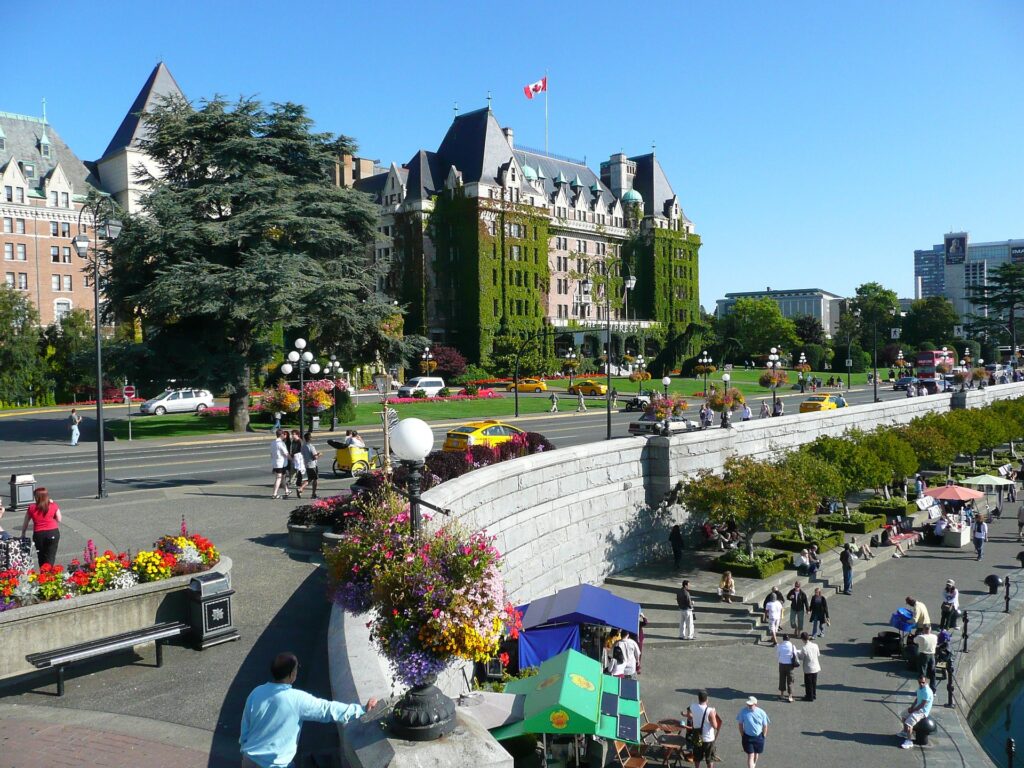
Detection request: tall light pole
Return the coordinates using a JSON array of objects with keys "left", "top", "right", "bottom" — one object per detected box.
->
[
  {"left": 72, "top": 194, "right": 122, "bottom": 499},
  {"left": 564, "top": 350, "right": 577, "bottom": 389},
  {"left": 662, "top": 375, "right": 672, "bottom": 400},
  {"left": 326, "top": 356, "right": 344, "bottom": 430},
  {"left": 280, "top": 339, "right": 320, "bottom": 433},
  {"left": 582, "top": 266, "right": 636, "bottom": 441},
  {"left": 420, "top": 347, "right": 434, "bottom": 375},
  {"left": 635, "top": 353, "right": 645, "bottom": 395},
  {"left": 698, "top": 350, "right": 712, "bottom": 398},
  {"left": 767, "top": 347, "right": 781, "bottom": 414}
]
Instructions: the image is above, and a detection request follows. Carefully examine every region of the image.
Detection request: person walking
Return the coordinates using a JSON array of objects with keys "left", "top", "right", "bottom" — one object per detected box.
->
[
  {"left": 759, "top": 401, "right": 771, "bottom": 419},
  {"left": 772, "top": 399, "right": 784, "bottom": 417},
  {"left": 840, "top": 543, "right": 855, "bottom": 595},
  {"left": 669, "top": 524, "right": 685, "bottom": 569},
  {"left": 809, "top": 587, "right": 830, "bottom": 637},
  {"left": 677, "top": 579, "right": 695, "bottom": 640},
  {"left": 741, "top": 403, "right": 752, "bottom": 421},
  {"left": 271, "top": 430, "right": 291, "bottom": 499},
  {"left": 290, "top": 431, "right": 308, "bottom": 498},
  {"left": 1018, "top": 505, "right": 1024, "bottom": 542},
  {"left": 797, "top": 632, "right": 822, "bottom": 701},
  {"left": 686, "top": 689, "right": 721, "bottom": 768},
  {"left": 610, "top": 387, "right": 618, "bottom": 408},
  {"left": 19, "top": 487, "right": 61, "bottom": 567},
  {"left": 549, "top": 392, "right": 559, "bottom": 413},
  {"left": 786, "top": 581, "right": 809, "bottom": 633},
  {"left": 68, "top": 408, "right": 82, "bottom": 446},
  {"left": 764, "top": 591, "right": 783, "bottom": 647},
  {"left": 618, "top": 631, "right": 641, "bottom": 678},
  {"left": 736, "top": 696, "right": 770, "bottom": 768},
  {"left": 301, "top": 432, "right": 320, "bottom": 499},
  {"left": 776, "top": 634, "right": 797, "bottom": 702},
  {"left": 939, "top": 579, "right": 960, "bottom": 629},
  {"left": 972, "top": 514, "right": 988, "bottom": 560},
  {"left": 913, "top": 624, "right": 938, "bottom": 692},
  {"left": 896, "top": 677, "right": 934, "bottom": 750},
  {"left": 576, "top": 390, "right": 587, "bottom": 413},
  {"left": 272, "top": 410, "right": 282, "bottom": 431},
  {"left": 240, "top": 652, "right": 378, "bottom": 768}
]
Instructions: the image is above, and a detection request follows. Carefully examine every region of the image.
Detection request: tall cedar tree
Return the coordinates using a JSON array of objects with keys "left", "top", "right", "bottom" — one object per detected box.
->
[
  {"left": 107, "top": 97, "right": 382, "bottom": 431},
  {"left": 0, "top": 286, "right": 47, "bottom": 404},
  {"left": 965, "top": 263, "right": 1024, "bottom": 349}
]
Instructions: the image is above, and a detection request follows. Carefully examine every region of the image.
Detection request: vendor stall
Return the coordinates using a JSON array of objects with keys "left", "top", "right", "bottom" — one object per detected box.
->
[{"left": 518, "top": 584, "right": 640, "bottom": 669}]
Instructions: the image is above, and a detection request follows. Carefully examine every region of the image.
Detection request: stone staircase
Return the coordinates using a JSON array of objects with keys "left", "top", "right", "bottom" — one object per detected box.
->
[{"left": 603, "top": 509, "right": 930, "bottom": 647}]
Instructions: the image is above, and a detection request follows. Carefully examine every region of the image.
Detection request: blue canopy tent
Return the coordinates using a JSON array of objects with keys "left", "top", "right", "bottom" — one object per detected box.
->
[{"left": 518, "top": 584, "right": 641, "bottom": 669}]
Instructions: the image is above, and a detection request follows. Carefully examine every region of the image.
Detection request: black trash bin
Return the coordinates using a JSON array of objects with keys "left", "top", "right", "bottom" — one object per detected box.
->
[{"left": 188, "top": 572, "right": 240, "bottom": 649}]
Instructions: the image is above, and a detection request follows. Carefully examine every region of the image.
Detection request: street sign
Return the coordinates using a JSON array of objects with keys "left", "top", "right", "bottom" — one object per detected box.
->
[
  {"left": 123, "top": 385, "right": 136, "bottom": 399},
  {"left": 845, "top": 359, "right": 853, "bottom": 368},
  {"left": 953, "top": 325, "right": 964, "bottom": 338},
  {"left": 890, "top": 328, "right": 901, "bottom": 339}
]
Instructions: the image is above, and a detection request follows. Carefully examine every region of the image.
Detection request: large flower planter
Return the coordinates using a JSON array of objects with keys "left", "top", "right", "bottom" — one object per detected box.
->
[
  {"left": 0, "top": 556, "right": 231, "bottom": 681},
  {"left": 287, "top": 524, "right": 329, "bottom": 552},
  {"left": 321, "top": 531, "right": 344, "bottom": 550}
]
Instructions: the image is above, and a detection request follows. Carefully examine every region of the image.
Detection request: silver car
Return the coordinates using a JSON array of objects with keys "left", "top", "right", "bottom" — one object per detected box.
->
[{"left": 139, "top": 388, "right": 215, "bottom": 415}]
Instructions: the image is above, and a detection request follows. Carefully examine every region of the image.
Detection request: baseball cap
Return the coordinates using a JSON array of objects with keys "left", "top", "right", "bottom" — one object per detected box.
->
[
  {"left": 745, "top": 696, "right": 758, "bottom": 706},
  {"left": 946, "top": 579, "right": 955, "bottom": 586}
]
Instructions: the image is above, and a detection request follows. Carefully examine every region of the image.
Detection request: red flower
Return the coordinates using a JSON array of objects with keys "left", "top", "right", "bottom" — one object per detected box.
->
[{"left": 499, "top": 652, "right": 510, "bottom": 667}]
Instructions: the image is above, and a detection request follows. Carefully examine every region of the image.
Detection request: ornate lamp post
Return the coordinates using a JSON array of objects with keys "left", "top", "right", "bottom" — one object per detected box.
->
[
  {"left": 420, "top": 347, "right": 435, "bottom": 374},
  {"left": 635, "top": 353, "right": 645, "bottom": 395},
  {"left": 698, "top": 350, "right": 713, "bottom": 398},
  {"left": 326, "top": 356, "right": 344, "bottom": 430},
  {"left": 581, "top": 266, "right": 636, "bottom": 441},
  {"left": 72, "top": 194, "right": 122, "bottom": 499},
  {"left": 564, "top": 350, "right": 578, "bottom": 389},
  {"left": 280, "top": 339, "right": 321, "bottom": 433},
  {"left": 767, "top": 347, "right": 781, "bottom": 414},
  {"left": 662, "top": 375, "right": 672, "bottom": 400}
]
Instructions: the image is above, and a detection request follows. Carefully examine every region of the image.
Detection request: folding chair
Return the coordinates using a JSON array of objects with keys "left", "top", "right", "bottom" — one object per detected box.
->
[{"left": 613, "top": 740, "right": 648, "bottom": 768}]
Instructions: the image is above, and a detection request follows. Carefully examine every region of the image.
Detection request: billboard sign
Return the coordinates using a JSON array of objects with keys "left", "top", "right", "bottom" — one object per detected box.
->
[
  {"left": 945, "top": 233, "right": 967, "bottom": 265},
  {"left": 1011, "top": 245, "right": 1024, "bottom": 264}
]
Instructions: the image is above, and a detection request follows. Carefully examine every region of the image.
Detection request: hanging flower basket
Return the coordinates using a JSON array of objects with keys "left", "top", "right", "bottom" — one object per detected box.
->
[{"left": 708, "top": 387, "right": 746, "bottom": 413}]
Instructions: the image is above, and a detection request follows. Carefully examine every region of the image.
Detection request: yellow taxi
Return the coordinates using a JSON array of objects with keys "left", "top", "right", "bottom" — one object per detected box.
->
[
  {"left": 567, "top": 379, "right": 608, "bottom": 396},
  {"left": 799, "top": 394, "right": 843, "bottom": 413},
  {"left": 442, "top": 420, "right": 526, "bottom": 452},
  {"left": 506, "top": 378, "right": 548, "bottom": 393}
]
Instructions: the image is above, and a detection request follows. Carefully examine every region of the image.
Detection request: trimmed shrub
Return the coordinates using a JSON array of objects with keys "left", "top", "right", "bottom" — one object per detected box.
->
[
  {"left": 710, "top": 549, "right": 790, "bottom": 579},
  {"left": 769, "top": 527, "right": 844, "bottom": 552},
  {"left": 858, "top": 498, "right": 917, "bottom": 518},
  {"left": 817, "top": 512, "right": 887, "bottom": 534}
]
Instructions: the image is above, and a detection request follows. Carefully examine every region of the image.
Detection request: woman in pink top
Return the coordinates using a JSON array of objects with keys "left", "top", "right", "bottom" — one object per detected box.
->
[{"left": 20, "top": 487, "right": 62, "bottom": 567}]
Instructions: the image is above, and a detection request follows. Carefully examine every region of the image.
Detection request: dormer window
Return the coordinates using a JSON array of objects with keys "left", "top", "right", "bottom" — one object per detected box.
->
[
  {"left": 41, "top": 143, "right": 50, "bottom": 159},
  {"left": 22, "top": 164, "right": 34, "bottom": 180},
  {"left": 0, "top": 138, "right": 5, "bottom": 151}
]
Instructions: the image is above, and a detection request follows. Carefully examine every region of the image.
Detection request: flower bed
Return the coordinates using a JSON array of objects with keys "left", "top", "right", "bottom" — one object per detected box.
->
[
  {"left": 384, "top": 390, "right": 503, "bottom": 405},
  {"left": 817, "top": 512, "right": 887, "bottom": 534},
  {"left": 199, "top": 404, "right": 265, "bottom": 418},
  {"left": 710, "top": 548, "right": 789, "bottom": 579},
  {"left": 325, "top": 486, "right": 520, "bottom": 686},
  {"left": 0, "top": 519, "right": 219, "bottom": 612},
  {"left": 769, "top": 527, "right": 844, "bottom": 553}
]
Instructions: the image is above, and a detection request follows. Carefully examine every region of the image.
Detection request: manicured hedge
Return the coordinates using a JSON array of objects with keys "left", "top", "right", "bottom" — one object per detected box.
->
[
  {"left": 710, "top": 549, "right": 790, "bottom": 579},
  {"left": 817, "top": 513, "right": 887, "bottom": 535},
  {"left": 769, "top": 527, "right": 844, "bottom": 553},
  {"left": 857, "top": 499, "right": 917, "bottom": 518}
]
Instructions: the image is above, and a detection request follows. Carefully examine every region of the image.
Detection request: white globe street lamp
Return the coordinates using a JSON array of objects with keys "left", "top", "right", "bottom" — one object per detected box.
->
[
  {"left": 390, "top": 418, "right": 434, "bottom": 538},
  {"left": 662, "top": 375, "right": 672, "bottom": 399}
]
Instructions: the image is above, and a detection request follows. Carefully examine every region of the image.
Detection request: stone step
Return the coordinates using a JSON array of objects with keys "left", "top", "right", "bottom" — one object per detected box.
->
[
  {"left": 644, "top": 632, "right": 759, "bottom": 649},
  {"left": 646, "top": 618, "right": 757, "bottom": 631},
  {"left": 604, "top": 575, "right": 753, "bottom": 604}
]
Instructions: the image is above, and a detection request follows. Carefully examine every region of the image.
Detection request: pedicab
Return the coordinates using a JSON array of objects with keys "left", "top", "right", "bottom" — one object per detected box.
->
[{"left": 327, "top": 439, "right": 383, "bottom": 477}]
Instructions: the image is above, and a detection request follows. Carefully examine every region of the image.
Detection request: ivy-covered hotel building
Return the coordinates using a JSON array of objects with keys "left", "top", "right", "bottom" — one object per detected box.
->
[{"left": 353, "top": 107, "right": 701, "bottom": 365}]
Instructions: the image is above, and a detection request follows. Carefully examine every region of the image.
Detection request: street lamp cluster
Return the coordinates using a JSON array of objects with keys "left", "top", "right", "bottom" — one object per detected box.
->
[
  {"left": 280, "top": 338, "right": 321, "bottom": 433},
  {"left": 767, "top": 346, "right": 782, "bottom": 413},
  {"left": 698, "top": 350, "right": 713, "bottom": 396}
]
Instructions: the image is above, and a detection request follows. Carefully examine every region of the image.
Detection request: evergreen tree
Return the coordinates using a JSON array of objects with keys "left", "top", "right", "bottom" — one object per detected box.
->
[
  {"left": 901, "top": 296, "right": 959, "bottom": 349},
  {"left": 965, "top": 263, "right": 1024, "bottom": 350},
  {"left": 107, "top": 96, "right": 383, "bottom": 430},
  {"left": 0, "top": 287, "right": 46, "bottom": 405},
  {"left": 43, "top": 308, "right": 94, "bottom": 401},
  {"left": 794, "top": 314, "right": 826, "bottom": 346}
]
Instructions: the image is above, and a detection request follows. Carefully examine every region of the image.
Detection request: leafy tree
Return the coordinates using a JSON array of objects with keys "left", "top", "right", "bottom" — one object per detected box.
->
[
  {"left": 490, "top": 334, "right": 547, "bottom": 377},
  {"left": 851, "top": 282, "right": 900, "bottom": 350},
  {"left": 107, "top": 96, "right": 382, "bottom": 431},
  {"left": 805, "top": 435, "right": 888, "bottom": 510},
  {"left": 679, "top": 455, "right": 817, "bottom": 556},
  {"left": 898, "top": 422, "right": 956, "bottom": 472},
  {"left": 648, "top": 321, "right": 709, "bottom": 377},
  {"left": 861, "top": 429, "right": 918, "bottom": 497},
  {"left": 429, "top": 344, "right": 467, "bottom": 381},
  {"left": 43, "top": 309, "right": 94, "bottom": 401},
  {"left": 796, "top": 343, "right": 828, "bottom": 371},
  {"left": 778, "top": 450, "right": 844, "bottom": 504},
  {"left": 794, "top": 314, "right": 826, "bottom": 346},
  {"left": 720, "top": 298, "right": 799, "bottom": 358},
  {"left": 901, "top": 297, "right": 958, "bottom": 349},
  {"left": 0, "top": 287, "right": 46, "bottom": 405},
  {"left": 965, "top": 263, "right": 1024, "bottom": 348}
]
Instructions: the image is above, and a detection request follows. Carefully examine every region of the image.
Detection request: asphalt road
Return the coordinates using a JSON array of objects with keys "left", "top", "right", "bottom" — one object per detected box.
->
[{"left": 0, "top": 382, "right": 911, "bottom": 505}]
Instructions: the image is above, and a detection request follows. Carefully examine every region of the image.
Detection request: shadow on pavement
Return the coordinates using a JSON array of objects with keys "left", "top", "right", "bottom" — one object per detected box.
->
[
  {"left": 108, "top": 478, "right": 216, "bottom": 490},
  {"left": 209, "top": 567, "right": 338, "bottom": 768},
  {"left": 802, "top": 729, "right": 893, "bottom": 747}
]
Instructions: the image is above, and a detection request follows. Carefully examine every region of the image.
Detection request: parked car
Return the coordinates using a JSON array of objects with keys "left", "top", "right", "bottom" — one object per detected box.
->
[
  {"left": 893, "top": 376, "right": 919, "bottom": 391},
  {"left": 798, "top": 394, "right": 843, "bottom": 413},
  {"left": 506, "top": 378, "right": 548, "bottom": 393},
  {"left": 567, "top": 379, "right": 608, "bottom": 396},
  {"left": 623, "top": 389, "right": 659, "bottom": 412},
  {"left": 396, "top": 377, "right": 447, "bottom": 398},
  {"left": 442, "top": 420, "right": 525, "bottom": 452},
  {"left": 139, "top": 388, "right": 214, "bottom": 415},
  {"left": 628, "top": 412, "right": 697, "bottom": 436}
]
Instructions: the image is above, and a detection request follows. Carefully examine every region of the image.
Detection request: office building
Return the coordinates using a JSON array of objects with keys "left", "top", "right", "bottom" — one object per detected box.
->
[{"left": 716, "top": 288, "right": 844, "bottom": 338}]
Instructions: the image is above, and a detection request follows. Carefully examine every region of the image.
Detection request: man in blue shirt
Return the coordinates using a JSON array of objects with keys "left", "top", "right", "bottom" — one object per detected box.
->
[
  {"left": 898, "top": 676, "right": 933, "bottom": 749},
  {"left": 735, "top": 695, "right": 770, "bottom": 768},
  {"left": 240, "top": 652, "right": 379, "bottom": 767}
]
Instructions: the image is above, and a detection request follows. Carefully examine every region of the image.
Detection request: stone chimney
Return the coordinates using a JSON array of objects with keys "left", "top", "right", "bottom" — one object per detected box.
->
[{"left": 503, "top": 127, "right": 514, "bottom": 148}]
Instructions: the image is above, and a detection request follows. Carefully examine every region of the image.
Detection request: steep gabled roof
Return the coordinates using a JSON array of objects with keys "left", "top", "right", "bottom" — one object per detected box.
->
[
  {"left": 0, "top": 111, "right": 98, "bottom": 193},
  {"left": 101, "top": 62, "right": 185, "bottom": 159},
  {"left": 515, "top": 149, "right": 614, "bottom": 208},
  {"left": 629, "top": 152, "right": 675, "bottom": 218},
  {"left": 434, "top": 107, "right": 514, "bottom": 187},
  {"left": 404, "top": 149, "right": 444, "bottom": 199}
]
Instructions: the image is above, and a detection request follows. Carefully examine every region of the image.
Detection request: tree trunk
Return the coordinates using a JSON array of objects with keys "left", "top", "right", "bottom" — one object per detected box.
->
[
  {"left": 229, "top": 365, "right": 251, "bottom": 432},
  {"left": 745, "top": 532, "right": 755, "bottom": 557}
]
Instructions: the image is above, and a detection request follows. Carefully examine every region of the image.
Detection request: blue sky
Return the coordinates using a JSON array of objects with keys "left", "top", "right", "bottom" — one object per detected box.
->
[{"left": 6, "top": 1, "right": 1022, "bottom": 308}]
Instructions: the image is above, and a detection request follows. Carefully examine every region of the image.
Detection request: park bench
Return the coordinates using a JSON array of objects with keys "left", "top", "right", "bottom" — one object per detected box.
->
[{"left": 25, "top": 621, "right": 188, "bottom": 696}]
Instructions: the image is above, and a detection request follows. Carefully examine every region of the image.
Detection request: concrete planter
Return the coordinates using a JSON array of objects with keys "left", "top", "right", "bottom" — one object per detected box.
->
[
  {"left": 287, "top": 524, "right": 329, "bottom": 552},
  {"left": 0, "top": 556, "right": 231, "bottom": 681},
  {"left": 321, "top": 531, "right": 344, "bottom": 550}
]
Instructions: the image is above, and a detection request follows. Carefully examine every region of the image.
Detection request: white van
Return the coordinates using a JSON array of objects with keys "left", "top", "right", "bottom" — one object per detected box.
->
[{"left": 396, "top": 377, "right": 447, "bottom": 398}]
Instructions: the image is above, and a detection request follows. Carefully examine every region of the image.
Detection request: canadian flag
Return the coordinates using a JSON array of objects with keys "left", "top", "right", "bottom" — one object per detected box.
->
[{"left": 523, "top": 76, "right": 547, "bottom": 99}]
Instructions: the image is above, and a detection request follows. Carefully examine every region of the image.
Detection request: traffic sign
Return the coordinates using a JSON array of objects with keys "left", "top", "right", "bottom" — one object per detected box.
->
[
  {"left": 845, "top": 359, "right": 853, "bottom": 368},
  {"left": 123, "top": 385, "right": 136, "bottom": 399}
]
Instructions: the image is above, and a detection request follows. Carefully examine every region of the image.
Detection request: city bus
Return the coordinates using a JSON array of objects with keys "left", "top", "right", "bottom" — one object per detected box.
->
[{"left": 914, "top": 349, "right": 955, "bottom": 381}]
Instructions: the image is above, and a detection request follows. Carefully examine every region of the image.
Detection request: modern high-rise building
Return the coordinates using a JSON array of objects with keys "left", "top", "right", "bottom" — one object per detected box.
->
[
  {"left": 351, "top": 106, "right": 701, "bottom": 364},
  {"left": 716, "top": 288, "right": 844, "bottom": 338},
  {"left": 914, "top": 233, "right": 1024, "bottom": 323}
]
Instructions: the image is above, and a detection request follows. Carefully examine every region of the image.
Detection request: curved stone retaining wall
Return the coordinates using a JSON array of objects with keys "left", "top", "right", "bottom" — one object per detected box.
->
[{"left": 0, "top": 556, "right": 232, "bottom": 680}]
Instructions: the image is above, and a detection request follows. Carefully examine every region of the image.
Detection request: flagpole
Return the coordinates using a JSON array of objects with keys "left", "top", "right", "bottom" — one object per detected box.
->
[{"left": 544, "top": 69, "right": 549, "bottom": 154}]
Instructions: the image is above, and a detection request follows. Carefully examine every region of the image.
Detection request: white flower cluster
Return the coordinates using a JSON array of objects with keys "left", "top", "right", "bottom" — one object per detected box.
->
[
  {"left": 179, "top": 544, "right": 203, "bottom": 566},
  {"left": 109, "top": 570, "right": 140, "bottom": 590}
]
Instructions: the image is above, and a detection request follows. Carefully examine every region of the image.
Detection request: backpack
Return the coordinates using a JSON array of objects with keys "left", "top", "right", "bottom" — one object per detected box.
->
[{"left": 612, "top": 644, "right": 625, "bottom": 664}]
